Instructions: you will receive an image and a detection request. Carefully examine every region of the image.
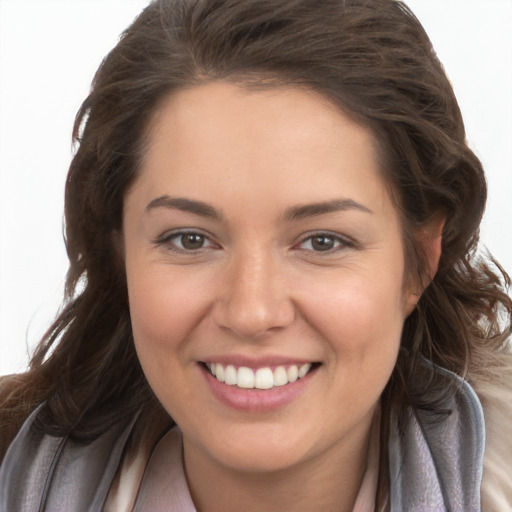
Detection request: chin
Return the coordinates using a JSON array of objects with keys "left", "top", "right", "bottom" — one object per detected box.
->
[
  {"left": 214, "top": 444, "right": 306, "bottom": 474},
  {"left": 187, "top": 418, "right": 325, "bottom": 476}
]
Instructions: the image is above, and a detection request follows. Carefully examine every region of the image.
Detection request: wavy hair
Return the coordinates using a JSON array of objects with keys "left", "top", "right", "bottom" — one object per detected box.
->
[{"left": 2, "top": 0, "right": 511, "bottom": 498}]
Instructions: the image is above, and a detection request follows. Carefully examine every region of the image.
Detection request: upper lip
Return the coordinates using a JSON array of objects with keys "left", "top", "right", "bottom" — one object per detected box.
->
[{"left": 200, "top": 355, "right": 318, "bottom": 369}]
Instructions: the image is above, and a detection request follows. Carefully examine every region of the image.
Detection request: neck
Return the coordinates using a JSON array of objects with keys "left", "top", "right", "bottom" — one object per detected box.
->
[{"left": 183, "top": 413, "right": 377, "bottom": 512}]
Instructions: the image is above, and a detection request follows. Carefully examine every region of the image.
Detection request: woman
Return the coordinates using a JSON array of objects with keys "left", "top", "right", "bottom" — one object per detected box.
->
[{"left": 1, "top": 0, "right": 511, "bottom": 510}]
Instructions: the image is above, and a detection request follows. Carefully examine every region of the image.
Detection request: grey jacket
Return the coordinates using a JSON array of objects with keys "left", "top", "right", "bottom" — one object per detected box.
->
[{"left": 0, "top": 367, "right": 485, "bottom": 511}]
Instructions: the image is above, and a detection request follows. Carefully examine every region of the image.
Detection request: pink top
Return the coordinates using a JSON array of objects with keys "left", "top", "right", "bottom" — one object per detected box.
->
[
  {"left": 132, "top": 428, "right": 196, "bottom": 511},
  {"left": 353, "top": 408, "right": 380, "bottom": 512}
]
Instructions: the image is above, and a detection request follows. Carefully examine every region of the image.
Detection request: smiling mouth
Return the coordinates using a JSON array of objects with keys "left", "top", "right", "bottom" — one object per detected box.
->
[{"left": 202, "top": 362, "right": 320, "bottom": 390}]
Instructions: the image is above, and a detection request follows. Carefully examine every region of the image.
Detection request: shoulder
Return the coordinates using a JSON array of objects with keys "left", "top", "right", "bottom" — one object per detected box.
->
[
  {"left": 469, "top": 349, "right": 512, "bottom": 511},
  {"left": 0, "top": 373, "right": 38, "bottom": 463},
  {"left": 0, "top": 404, "right": 139, "bottom": 512},
  {"left": 389, "top": 363, "right": 485, "bottom": 511}
]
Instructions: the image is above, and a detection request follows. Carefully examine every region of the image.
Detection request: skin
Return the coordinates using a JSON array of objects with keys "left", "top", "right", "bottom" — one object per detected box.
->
[{"left": 123, "top": 82, "right": 420, "bottom": 511}]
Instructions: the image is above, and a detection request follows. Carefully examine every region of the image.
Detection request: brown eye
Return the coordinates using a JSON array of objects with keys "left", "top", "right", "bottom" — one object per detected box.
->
[
  {"left": 311, "top": 235, "right": 336, "bottom": 251},
  {"left": 180, "top": 233, "right": 206, "bottom": 250},
  {"left": 297, "top": 233, "right": 352, "bottom": 253},
  {"left": 156, "top": 230, "right": 217, "bottom": 253}
]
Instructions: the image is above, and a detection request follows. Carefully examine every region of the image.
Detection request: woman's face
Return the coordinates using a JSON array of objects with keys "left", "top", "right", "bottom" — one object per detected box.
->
[{"left": 123, "top": 82, "right": 416, "bottom": 476}]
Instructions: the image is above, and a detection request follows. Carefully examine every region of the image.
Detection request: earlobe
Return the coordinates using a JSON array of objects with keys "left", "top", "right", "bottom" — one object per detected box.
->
[{"left": 404, "top": 291, "right": 420, "bottom": 316}]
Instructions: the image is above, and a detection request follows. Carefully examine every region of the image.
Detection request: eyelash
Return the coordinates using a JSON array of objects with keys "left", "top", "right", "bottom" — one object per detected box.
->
[
  {"left": 154, "top": 230, "right": 218, "bottom": 254},
  {"left": 155, "top": 230, "right": 356, "bottom": 254},
  {"left": 295, "top": 232, "right": 356, "bottom": 253}
]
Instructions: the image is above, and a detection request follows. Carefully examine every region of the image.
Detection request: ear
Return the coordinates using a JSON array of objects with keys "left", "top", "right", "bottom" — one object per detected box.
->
[
  {"left": 419, "top": 212, "right": 445, "bottom": 281},
  {"left": 404, "top": 213, "right": 445, "bottom": 315}
]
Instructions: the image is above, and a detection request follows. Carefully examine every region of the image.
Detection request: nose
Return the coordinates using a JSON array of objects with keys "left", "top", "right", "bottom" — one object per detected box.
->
[{"left": 213, "top": 251, "right": 295, "bottom": 339}]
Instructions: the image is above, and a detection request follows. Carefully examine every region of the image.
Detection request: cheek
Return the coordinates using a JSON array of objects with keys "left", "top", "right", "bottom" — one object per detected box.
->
[
  {"left": 126, "top": 264, "right": 214, "bottom": 360},
  {"left": 298, "top": 263, "right": 406, "bottom": 378},
  {"left": 309, "top": 272, "right": 405, "bottom": 338},
  {"left": 126, "top": 265, "right": 217, "bottom": 415}
]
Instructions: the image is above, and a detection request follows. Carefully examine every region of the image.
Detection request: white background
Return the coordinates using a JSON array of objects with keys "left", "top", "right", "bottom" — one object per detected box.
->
[{"left": 1, "top": 0, "right": 511, "bottom": 375}]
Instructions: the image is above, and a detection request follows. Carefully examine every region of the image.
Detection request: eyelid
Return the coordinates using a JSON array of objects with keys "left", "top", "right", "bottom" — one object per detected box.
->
[
  {"left": 293, "top": 231, "right": 357, "bottom": 252},
  {"left": 153, "top": 229, "right": 219, "bottom": 252}
]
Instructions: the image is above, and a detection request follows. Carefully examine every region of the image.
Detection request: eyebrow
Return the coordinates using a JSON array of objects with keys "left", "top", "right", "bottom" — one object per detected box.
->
[
  {"left": 145, "top": 195, "right": 223, "bottom": 219},
  {"left": 145, "top": 195, "right": 372, "bottom": 221},
  {"left": 283, "top": 198, "right": 373, "bottom": 221}
]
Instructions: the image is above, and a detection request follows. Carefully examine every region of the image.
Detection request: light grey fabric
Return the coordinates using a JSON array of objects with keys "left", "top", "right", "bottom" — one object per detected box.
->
[
  {"left": 0, "top": 366, "right": 485, "bottom": 512},
  {"left": 389, "top": 369, "right": 485, "bottom": 511},
  {"left": 0, "top": 409, "right": 139, "bottom": 512}
]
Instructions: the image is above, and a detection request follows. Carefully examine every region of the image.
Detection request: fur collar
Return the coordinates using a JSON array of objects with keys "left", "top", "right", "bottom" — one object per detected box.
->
[{"left": 470, "top": 351, "right": 512, "bottom": 511}]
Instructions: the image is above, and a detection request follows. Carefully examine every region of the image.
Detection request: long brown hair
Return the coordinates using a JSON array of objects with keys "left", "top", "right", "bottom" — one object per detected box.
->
[{"left": 2, "top": 0, "right": 510, "bottom": 492}]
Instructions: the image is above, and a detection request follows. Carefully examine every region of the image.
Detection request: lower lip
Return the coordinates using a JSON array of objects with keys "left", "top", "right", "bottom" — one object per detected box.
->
[{"left": 201, "top": 364, "right": 315, "bottom": 413}]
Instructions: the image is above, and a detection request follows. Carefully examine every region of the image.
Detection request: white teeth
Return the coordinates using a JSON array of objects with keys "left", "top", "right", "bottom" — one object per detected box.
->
[
  {"left": 207, "top": 362, "right": 314, "bottom": 389},
  {"left": 237, "top": 367, "right": 255, "bottom": 388},
  {"left": 287, "top": 365, "right": 299, "bottom": 383},
  {"left": 273, "top": 366, "right": 288, "bottom": 387},
  {"left": 224, "top": 364, "right": 237, "bottom": 385},
  {"left": 255, "top": 368, "right": 274, "bottom": 389},
  {"left": 215, "top": 363, "right": 225, "bottom": 383},
  {"left": 298, "top": 363, "right": 312, "bottom": 378}
]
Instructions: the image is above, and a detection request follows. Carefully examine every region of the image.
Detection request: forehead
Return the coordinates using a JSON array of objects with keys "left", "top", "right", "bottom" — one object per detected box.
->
[{"left": 131, "top": 81, "right": 395, "bottom": 221}]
